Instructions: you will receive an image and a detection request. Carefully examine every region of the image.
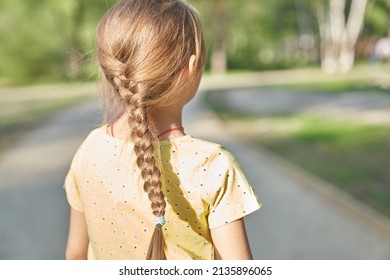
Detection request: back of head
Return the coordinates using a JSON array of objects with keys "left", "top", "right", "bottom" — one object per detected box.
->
[
  {"left": 96, "top": 0, "right": 205, "bottom": 260},
  {"left": 97, "top": 0, "right": 205, "bottom": 107}
]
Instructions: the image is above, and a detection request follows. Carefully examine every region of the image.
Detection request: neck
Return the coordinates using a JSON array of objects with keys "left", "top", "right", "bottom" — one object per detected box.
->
[
  {"left": 112, "top": 103, "right": 185, "bottom": 141},
  {"left": 148, "top": 105, "right": 184, "bottom": 140}
]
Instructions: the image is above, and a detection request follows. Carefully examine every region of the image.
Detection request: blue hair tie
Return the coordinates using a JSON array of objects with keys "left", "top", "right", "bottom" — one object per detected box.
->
[{"left": 154, "top": 216, "right": 166, "bottom": 226}]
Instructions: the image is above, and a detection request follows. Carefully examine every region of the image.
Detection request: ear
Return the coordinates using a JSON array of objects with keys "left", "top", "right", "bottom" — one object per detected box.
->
[{"left": 188, "top": 54, "right": 197, "bottom": 74}]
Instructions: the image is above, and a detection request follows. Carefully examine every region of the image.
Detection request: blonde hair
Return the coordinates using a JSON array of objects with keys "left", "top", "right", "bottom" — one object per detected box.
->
[{"left": 96, "top": 0, "right": 205, "bottom": 260}]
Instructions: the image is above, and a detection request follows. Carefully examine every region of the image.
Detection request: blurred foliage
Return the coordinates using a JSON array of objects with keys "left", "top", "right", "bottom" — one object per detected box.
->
[
  {"left": 364, "top": 0, "right": 390, "bottom": 36},
  {"left": 0, "top": 0, "right": 116, "bottom": 86},
  {"left": 0, "top": 0, "right": 389, "bottom": 85}
]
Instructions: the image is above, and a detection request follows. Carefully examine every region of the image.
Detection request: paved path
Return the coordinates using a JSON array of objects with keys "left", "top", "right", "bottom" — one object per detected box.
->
[
  {"left": 210, "top": 87, "right": 390, "bottom": 126},
  {"left": 0, "top": 102, "right": 99, "bottom": 259},
  {"left": 1, "top": 76, "right": 390, "bottom": 259}
]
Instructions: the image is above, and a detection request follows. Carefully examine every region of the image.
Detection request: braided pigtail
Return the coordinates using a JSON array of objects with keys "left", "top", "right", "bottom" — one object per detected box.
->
[{"left": 115, "top": 77, "right": 167, "bottom": 260}]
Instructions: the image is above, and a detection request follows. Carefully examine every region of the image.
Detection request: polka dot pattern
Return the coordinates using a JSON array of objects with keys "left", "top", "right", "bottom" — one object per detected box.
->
[{"left": 64, "top": 126, "right": 261, "bottom": 260}]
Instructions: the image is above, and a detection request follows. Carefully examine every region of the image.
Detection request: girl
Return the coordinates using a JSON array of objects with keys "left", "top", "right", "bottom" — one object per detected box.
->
[{"left": 65, "top": 0, "right": 261, "bottom": 260}]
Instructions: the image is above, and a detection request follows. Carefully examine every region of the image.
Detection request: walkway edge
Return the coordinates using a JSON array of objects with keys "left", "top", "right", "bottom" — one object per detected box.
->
[{"left": 238, "top": 135, "right": 390, "bottom": 237}]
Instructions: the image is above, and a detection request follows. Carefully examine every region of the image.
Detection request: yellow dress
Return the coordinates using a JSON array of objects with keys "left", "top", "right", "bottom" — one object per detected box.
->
[{"left": 64, "top": 126, "right": 261, "bottom": 260}]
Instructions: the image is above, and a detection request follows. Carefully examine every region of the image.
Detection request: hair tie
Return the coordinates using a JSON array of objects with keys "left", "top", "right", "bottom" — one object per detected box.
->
[{"left": 154, "top": 216, "right": 166, "bottom": 226}]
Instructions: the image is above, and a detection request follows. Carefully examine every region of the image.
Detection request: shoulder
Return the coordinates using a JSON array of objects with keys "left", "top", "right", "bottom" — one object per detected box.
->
[
  {"left": 84, "top": 125, "right": 108, "bottom": 144},
  {"left": 182, "top": 136, "right": 222, "bottom": 154},
  {"left": 183, "top": 136, "right": 238, "bottom": 168},
  {"left": 70, "top": 125, "right": 109, "bottom": 163},
  {"left": 79, "top": 125, "right": 112, "bottom": 149}
]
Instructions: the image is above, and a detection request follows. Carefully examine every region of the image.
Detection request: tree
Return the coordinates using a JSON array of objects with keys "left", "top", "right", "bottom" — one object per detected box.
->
[
  {"left": 46, "top": 0, "right": 116, "bottom": 79},
  {"left": 364, "top": 0, "right": 390, "bottom": 37},
  {"left": 0, "top": 0, "right": 115, "bottom": 85},
  {"left": 191, "top": 0, "right": 231, "bottom": 74},
  {"left": 315, "top": 0, "right": 369, "bottom": 73},
  {"left": 191, "top": 0, "right": 266, "bottom": 73}
]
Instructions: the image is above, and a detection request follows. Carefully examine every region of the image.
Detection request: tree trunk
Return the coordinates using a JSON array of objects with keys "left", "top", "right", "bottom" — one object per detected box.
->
[
  {"left": 316, "top": 0, "right": 368, "bottom": 73},
  {"left": 339, "top": 35, "right": 355, "bottom": 73},
  {"left": 49, "top": 1, "right": 86, "bottom": 79},
  {"left": 211, "top": 47, "right": 227, "bottom": 74},
  {"left": 67, "top": 50, "right": 84, "bottom": 80},
  {"left": 210, "top": 0, "right": 229, "bottom": 74},
  {"left": 67, "top": 1, "right": 86, "bottom": 79}
]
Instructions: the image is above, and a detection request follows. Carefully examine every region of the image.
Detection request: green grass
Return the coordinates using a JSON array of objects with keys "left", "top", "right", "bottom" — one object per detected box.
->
[
  {"left": 271, "top": 63, "right": 390, "bottom": 93},
  {"left": 256, "top": 116, "right": 390, "bottom": 216},
  {"left": 206, "top": 91, "right": 390, "bottom": 218},
  {"left": 276, "top": 80, "right": 390, "bottom": 94}
]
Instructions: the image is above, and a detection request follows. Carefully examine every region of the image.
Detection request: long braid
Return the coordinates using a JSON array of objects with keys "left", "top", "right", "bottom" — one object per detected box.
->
[{"left": 115, "top": 77, "right": 167, "bottom": 260}]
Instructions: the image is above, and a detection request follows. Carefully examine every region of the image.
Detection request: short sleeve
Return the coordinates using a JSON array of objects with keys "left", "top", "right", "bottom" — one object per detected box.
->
[
  {"left": 64, "top": 146, "right": 84, "bottom": 212},
  {"left": 204, "top": 147, "right": 262, "bottom": 228}
]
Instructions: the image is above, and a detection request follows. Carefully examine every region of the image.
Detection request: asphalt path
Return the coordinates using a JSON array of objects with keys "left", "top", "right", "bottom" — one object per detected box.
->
[{"left": 1, "top": 78, "right": 390, "bottom": 259}]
